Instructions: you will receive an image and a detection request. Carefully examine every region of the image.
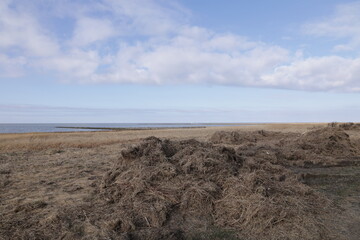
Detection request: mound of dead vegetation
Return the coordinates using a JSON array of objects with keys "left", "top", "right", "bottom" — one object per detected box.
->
[
  {"left": 211, "top": 127, "right": 360, "bottom": 168},
  {"left": 328, "top": 122, "right": 360, "bottom": 130},
  {"left": 101, "top": 136, "right": 331, "bottom": 240},
  {"left": 278, "top": 127, "right": 360, "bottom": 167},
  {"left": 209, "top": 130, "right": 292, "bottom": 145},
  {"left": 297, "top": 127, "right": 357, "bottom": 155}
]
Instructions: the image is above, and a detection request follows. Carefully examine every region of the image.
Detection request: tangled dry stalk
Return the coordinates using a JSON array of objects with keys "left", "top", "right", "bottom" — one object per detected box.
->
[{"left": 100, "top": 136, "right": 331, "bottom": 239}]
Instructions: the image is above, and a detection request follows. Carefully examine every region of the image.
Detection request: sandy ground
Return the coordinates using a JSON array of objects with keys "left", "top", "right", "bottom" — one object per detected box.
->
[{"left": 0, "top": 123, "right": 359, "bottom": 240}]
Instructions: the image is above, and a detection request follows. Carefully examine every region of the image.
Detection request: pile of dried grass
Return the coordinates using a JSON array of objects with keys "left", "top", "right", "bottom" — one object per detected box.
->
[
  {"left": 209, "top": 130, "right": 289, "bottom": 145},
  {"left": 101, "top": 137, "right": 242, "bottom": 233},
  {"left": 298, "top": 127, "right": 357, "bottom": 156},
  {"left": 209, "top": 130, "right": 296, "bottom": 146},
  {"left": 209, "top": 127, "right": 360, "bottom": 167},
  {"left": 209, "top": 130, "right": 283, "bottom": 145},
  {"left": 278, "top": 127, "right": 360, "bottom": 166},
  {"left": 210, "top": 131, "right": 257, "bottom": 144},
  {"left": 101, "top": 136, "right": 331, "bottom": 239},
  {"left": 216, "top": 161, "right": 329, "bottom": 239},
  {"left": 328, "top": 122, "right": 360, "bottom": 130}
]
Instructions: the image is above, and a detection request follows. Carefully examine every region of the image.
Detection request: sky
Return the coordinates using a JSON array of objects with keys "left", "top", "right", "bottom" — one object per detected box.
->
[{"left": 1, "top": 0, "right": 360, "bottom": 123}]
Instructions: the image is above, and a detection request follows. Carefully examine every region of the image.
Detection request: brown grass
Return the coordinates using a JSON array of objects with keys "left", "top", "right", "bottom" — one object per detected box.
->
[
  {"left": 99, "top": 137, "right": 331, "bottom": 240},
  {"left": 0, "top": 123, "right": 327, "bottom": 153},
  {"left": 1, "top": 123, "right": 359, "bottom": 240}
]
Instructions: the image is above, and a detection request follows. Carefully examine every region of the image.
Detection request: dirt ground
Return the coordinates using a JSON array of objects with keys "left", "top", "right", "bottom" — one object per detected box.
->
[{"left": 0, "top": 123, "right": 359, "bottom": 240}]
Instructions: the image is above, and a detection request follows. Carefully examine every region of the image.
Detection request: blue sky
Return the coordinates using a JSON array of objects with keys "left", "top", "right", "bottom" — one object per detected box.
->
[{"left": 1, "top": 0, "right": 360, "bottom": 123}]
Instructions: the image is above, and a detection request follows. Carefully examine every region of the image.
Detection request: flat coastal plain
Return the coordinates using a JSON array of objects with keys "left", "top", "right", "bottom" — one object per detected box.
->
[{"left": 1, "top": 123, "right": 360, "bottom": 240}]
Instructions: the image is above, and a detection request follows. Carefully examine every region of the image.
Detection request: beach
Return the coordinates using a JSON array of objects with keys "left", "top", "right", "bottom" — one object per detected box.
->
[{"left": 1, "top": 123, "right": 360, "bottom": 240}]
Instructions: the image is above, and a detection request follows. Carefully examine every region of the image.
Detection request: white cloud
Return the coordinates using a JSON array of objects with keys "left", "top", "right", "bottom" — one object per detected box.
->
[
  {"left": 261, "top": 56, "right": 360, "bottom": 91},
  {"left": 71, "top": 17, "right": 116, "bottom": 46},
  {"left": 303, "top": 1, "right": 360, "bottom": 51},
  {"left": 1, "top": 0, "right": 360, "bottom": 92},
  {"left": 0, "top": 0, "right": 59, "bottom": 57},
  {"left": 102, "top": 0, "right": 189, "bottom": 36},
  {"left": 40, "top": 49, "right": 101, "bottom": 79},
  {"left": 89, "top": 26, "right": 289, "bottom": 85}
]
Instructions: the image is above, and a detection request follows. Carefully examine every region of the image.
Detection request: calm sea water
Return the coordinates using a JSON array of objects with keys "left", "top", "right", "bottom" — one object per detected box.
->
[{"left": 0, "top": 123, "right": 247, "bottom": 134}]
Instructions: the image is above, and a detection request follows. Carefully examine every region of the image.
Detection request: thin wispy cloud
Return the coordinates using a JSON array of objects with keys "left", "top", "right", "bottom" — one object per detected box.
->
[
  {"left": 302, "top": 1, "right": 360, "bottom": 51},
  {"left": 0, "top": 104, "right": 243, "bottom": 123},
  {"left": 1, "top": 103, "right": 359, "bottom": 123}
]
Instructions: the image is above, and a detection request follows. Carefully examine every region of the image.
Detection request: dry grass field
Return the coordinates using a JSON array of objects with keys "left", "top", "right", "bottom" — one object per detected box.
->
[
  {"left": 1, "top": 123, "right": 360, "bottom": 240},
  {"left": 0, "top": 123, "right": 326, "bottom": 152}
]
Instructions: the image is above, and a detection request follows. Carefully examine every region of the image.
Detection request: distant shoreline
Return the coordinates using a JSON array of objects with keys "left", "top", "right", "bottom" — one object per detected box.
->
[
  {"left": 0, "top": 123, "right": 253, "bottom": 134},
  {"left": 55, "top": 126, "right": 207, "bottom": 131}
]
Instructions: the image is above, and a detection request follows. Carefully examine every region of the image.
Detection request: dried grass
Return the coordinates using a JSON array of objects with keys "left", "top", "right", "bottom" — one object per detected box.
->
[
  {"left": 2, "top": 125, "right": 352, "bottom": 240},
  {"left": 0, "top": 132, "right": 126, "bottom": 152},
  {"left": 328, "top": 122, "right": 360, "bottom": 130},
  {"left": 215, "top": 162, "right": 329, "bottom": 240},
  {"left": 211, "top": 127, "right": 360, "bottom": 168},
  {"left": 100, "top": 137, "right": 331, "bottom": 239},
  {"left": 209, "top": 130, "right": 287, "bottom": 145},
  {"left": 278, "top": 127, "right": 360, "bottom": 167}
]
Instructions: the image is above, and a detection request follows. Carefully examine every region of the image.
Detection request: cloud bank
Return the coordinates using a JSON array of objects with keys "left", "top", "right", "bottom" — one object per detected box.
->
[{"left": 1, "top": 0, "right": 360, "bottom": 91}]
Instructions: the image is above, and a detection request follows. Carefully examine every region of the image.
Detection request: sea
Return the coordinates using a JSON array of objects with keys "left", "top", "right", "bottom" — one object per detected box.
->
[{"left": 0, "top": 123, "right": 248, "bottom": 134}]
